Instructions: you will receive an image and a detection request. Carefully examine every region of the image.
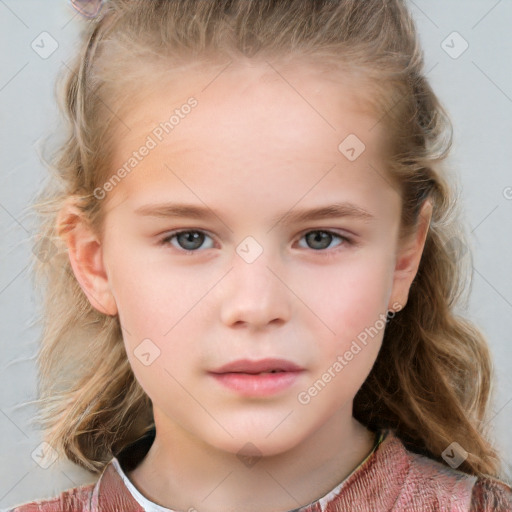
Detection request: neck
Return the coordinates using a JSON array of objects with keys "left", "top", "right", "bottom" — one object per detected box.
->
[{"left": 127, "top": 411, "right": 376, "bottom": 512}]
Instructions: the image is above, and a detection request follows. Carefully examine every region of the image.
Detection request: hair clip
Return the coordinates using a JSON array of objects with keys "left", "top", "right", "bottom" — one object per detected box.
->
[{"left": 70, "top": 0, "right": 105, "bottom": 18}]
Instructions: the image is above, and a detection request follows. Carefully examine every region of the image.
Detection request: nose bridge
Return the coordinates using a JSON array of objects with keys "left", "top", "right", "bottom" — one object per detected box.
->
[{"left": 219, "top": 238, "right": 291, "bottom": 328}]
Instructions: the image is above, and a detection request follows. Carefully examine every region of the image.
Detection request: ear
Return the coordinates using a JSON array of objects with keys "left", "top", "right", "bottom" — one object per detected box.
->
[
  {"left": 56, "top": 197, "right": 118, "bottom": 316},
  {"left": 388, "top": 199, "right": 432, "bottom": 312}
]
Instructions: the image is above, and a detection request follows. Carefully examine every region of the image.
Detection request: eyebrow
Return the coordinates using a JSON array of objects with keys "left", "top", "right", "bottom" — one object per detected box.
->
[{"left": 134, "top": 201, "right": 375, "bottom": 225}]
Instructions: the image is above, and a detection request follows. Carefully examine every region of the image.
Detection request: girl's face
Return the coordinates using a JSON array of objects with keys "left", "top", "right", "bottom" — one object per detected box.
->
[{"left": 91, "top": 60, "right": 418, "bottom": 457}]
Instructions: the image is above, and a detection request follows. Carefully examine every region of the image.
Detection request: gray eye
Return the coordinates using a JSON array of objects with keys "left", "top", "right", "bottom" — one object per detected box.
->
[
  {"left": 175, "top": 231, "right": 205, "bottom": 251},
  {"left": 300, "top": 231, "right": 343, "bottom": 251},
  {"left": 161, "top": 230, "right": 214, "bottom": 252}
]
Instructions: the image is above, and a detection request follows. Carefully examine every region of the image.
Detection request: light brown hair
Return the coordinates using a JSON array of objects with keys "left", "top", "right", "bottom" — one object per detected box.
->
[{"left": 26, "top": 0, "right": 506, "bottom": 481}]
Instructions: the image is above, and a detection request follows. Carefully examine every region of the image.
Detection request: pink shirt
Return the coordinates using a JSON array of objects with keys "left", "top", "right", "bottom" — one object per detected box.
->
[{"left": 7, "top": 429, "right": 512, "bottom": 511}]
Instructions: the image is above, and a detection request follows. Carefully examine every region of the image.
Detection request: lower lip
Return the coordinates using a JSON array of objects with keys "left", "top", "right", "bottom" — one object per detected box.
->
[{"left": 209, "top": 371, "right": 303, "bottom": 397}]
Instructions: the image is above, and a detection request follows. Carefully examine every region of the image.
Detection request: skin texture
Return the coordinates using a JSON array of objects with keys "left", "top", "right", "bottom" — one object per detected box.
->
[{"left": 61, "top": 58, "right": 432, "bottom": 512}]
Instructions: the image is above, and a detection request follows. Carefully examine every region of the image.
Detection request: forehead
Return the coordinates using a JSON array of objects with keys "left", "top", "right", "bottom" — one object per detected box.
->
[
  {"left": 105, "top": 58, "right": 397, "bottom": 215},
  {"left": 117, "top": 57, "right": 384, "bottom": 151}
]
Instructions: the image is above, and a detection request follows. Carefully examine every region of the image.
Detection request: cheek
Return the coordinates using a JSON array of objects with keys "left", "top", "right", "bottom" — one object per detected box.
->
[
  {"left": 115, "top": 272, "right": 202, "bottom": 403},
  {"left": 299, "top": 258, "right": 392, "bottom": 396},
  {"left": 306, "top": 256, "right": 393, "bottom": 338},
  {"left": 107, "top": 247, "right": 184, "bottom": 330},
  {"left": 106, "top": 251, "right": 205, "bottom": 358}
]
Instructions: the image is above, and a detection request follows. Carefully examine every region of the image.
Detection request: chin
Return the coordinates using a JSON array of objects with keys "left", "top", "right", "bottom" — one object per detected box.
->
[{"left": 204, "top": 430, "right": 303, "bottom": 459}]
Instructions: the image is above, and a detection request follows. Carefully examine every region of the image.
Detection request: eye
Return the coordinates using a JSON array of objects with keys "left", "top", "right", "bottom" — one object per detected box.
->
[
  {"left": 158, "top": 229, "right": 353, "bottom": 255},
  {"left": 297, "top": 230, "right": 352, "bottom": 251},
  {"left": 159, "top": 230, "right": 214, "bottom": 253}
]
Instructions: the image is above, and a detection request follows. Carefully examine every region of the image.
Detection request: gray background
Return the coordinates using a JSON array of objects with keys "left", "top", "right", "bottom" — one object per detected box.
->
[{"left": 1, "top": 0, "right": 511, "bottom": 508}]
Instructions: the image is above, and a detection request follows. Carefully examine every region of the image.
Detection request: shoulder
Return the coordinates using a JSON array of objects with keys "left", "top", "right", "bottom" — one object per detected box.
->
[
  {"left": 5, "top": 458, "right": 144, "bottom": 512},
  {"left": 5, "top": 483, "right": 95, "bottom": 512},
  {"left": 367, "top": 430, "right": 512, "bottom": 511},
  {"left": 394, "top": 434, "right": 512, "bottom": 511}
]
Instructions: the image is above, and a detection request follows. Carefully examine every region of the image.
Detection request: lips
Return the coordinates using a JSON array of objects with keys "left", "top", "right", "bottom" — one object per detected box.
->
[{"left": 209, "top": 358, "right": 304, "bottom": 375}]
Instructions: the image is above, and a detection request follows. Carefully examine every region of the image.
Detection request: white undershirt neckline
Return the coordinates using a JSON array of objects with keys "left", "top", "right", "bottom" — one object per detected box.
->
[{"left": 112, "top": 457, "right": 174, "bottom": 512}]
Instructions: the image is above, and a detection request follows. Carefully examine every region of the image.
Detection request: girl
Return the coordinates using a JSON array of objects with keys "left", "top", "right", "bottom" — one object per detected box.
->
[{"left": 8, "top": 0, "right": 512, "bottom": 510}]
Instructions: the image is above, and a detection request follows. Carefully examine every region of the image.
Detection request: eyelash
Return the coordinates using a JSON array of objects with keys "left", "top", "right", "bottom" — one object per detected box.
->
[{"left": 158, "top": 229, "right": 355, "bottom": 258}]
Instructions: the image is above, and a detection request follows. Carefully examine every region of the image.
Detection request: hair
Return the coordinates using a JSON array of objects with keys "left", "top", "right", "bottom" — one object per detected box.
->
[{"left": 23, "top": 0, "right": 509, "bottom": 482}]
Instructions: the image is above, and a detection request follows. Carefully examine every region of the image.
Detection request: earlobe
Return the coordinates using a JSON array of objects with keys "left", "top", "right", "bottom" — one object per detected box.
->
[
  {"left": 388, "top": 199, "right": 433, "bottom": 310},
  {"left": 56, "top": 198, "right": 118, "bottom": 316}
]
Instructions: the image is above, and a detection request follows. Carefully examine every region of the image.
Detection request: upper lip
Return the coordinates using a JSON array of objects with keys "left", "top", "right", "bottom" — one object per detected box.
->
[{"left": 209, "top": 358, "right": 304, "bottom": 374}]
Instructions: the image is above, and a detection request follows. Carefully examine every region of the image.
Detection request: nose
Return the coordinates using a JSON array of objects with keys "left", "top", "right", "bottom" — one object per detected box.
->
[{"left": 219, "top": 247, "right": 292, "bottom": 330}]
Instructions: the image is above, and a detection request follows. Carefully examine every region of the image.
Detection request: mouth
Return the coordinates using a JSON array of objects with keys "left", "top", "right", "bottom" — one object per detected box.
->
[
  {"left": 208, "top": 359, "right": 305, "bottom": 396},
  {"left": 241, "top": 369, "right": 284, "bottom": 374},
  {"left": 209, "top": 371, "right": 303, "bottom": 396},
  {"left": 209, "top": 358, "right": 304, "bottom": 375}
]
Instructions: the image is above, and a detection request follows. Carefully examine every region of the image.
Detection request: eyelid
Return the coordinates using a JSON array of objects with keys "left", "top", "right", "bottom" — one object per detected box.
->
[
  {"left": 158, "top": 228, "right": 217, "bottom": 247},
  {"left": 296, "top": 227, "right": 354, "bottom": 241}
]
